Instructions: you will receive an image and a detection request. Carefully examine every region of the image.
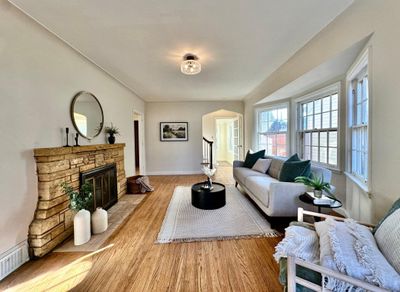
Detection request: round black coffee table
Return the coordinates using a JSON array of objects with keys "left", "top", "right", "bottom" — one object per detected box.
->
[{"left": 191, "top": 182, "right": 226, "bottom": 210}]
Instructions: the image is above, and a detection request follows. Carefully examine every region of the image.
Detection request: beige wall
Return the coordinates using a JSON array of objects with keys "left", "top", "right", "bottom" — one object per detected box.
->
[
  {"left": 0, "top": 1, "right": 144, "bottom": 255},
  {"left": 145, "top": 101, "right": 243, "bottom": 174},
  {"left": 244, "top": 0, "right": 400, "bottom": 223}
]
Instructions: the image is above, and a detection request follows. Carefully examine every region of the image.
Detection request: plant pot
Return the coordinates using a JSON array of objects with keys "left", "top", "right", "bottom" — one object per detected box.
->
[
  {"left": 92, "top": 207, "right": 108, "bottom": 234},
  {"left": 314, "top": 189, "right": 323, "bottom": 198},
  {"left": 108, "top": 134, "right": 116, "bottom": 144},
  {"left": 74, "top": 209, "right": 91, "bottom": 245}
]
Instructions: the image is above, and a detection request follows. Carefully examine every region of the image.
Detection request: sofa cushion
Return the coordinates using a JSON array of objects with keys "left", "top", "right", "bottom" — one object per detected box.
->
[
  {"left": 234, "top": 167, "right": 265, "bottom": 185},
  {"left": 245, "top": 175, "right": 278, "bottom": 207},
  {"left": 374, "top": 208, "right": 400, "bottom": 274},
  {"left": 279, "top": 160, "right": 311, "bottom": 182},
  {"left": 243, "top": 149, "right": 265, "bottom": 168},
  {"left": 251, "top": 158, "right": 272, "bottom": 173},
  {"left": 267, "top": 157, "right": 285, "bottom": 179}
]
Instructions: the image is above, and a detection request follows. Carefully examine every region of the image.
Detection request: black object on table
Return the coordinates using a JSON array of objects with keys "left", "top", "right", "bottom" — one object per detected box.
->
[
  {"left": 299, "top": 193, "right": 342, "bottom": 220},
  {"left": 191, "top": 182, "right": 226, "bottom": 210}
]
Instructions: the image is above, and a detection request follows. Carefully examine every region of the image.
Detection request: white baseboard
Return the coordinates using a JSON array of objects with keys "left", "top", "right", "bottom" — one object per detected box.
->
[
  {"left": 0, "top": 240, "right": 29, "bottom": 281},
  {"left": 145, "top": 170, "right": 203, "bottom": 176}
]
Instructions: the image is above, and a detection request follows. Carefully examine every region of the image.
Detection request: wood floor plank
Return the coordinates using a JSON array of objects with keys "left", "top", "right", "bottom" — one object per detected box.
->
[{"left": 0, "top": 167, "right": 283, "bottom": 292}]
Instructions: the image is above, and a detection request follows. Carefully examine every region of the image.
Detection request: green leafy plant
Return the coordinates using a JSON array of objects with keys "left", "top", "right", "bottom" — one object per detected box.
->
[
  {"left": 295, "top": 174, "right": 335, "bottom": 199},
  {"left": 61, "top": 182, "right": 93, "bottom": 212},
  {"left": 104, "top": 123, "right": 120, "bottom": 135}
]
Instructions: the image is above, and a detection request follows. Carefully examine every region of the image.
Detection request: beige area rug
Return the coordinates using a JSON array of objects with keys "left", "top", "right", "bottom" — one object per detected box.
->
[
  {"left": 55, "top": 194, "right": 146, "bottom": 252},
  {"left": 156, "top": 185, "right": 279, "bottom": 243}
]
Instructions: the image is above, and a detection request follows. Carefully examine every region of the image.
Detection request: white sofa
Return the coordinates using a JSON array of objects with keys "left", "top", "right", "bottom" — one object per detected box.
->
[{"left": 233, "top": 156, "right": 333, "bottom": 217}]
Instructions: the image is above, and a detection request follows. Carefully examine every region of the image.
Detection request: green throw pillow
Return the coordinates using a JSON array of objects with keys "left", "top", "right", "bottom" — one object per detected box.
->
[
  {"left": 243, "top": 150, "right": 265, "bottom": 168},
  {"left": 279, "top": 160, "right": 311, "bottom": 182},
  {"left": 286, "top": 153, "right": 300, "bottom": 162},
  {"left": 373, "top": 197, "right": 400, "bottom": 234},
  {"left": 285, "top": 153, "right": 311, "bottom": 178}
]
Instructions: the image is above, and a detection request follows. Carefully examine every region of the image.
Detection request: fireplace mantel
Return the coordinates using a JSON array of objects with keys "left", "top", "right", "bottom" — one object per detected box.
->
[{"left": 29, "top": 143, "right": 127, "bottom": 257}]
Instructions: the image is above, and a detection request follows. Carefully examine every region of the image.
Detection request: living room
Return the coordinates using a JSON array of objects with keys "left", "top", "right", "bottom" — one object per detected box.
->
[{"left": 1, "top": 0, "right": 399, "bottom": 291}]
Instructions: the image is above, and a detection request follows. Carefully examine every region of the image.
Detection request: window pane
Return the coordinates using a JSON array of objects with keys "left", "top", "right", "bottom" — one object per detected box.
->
[
  {"left": 362, "top": 100, "right": 368, "bottom": 124},
  {"left": 320, "top": 147, "right": 327, "bottom": 164},
  {"left": 322, "top": 112, "right": 330, "bottom": 128},
  {"left": 331, "top": 94, "right": 338, "bottom": 110},
  {"left": 304, "top": 146, "right": 311, "bottom": 160},
  {"left": 307, "top": 102, "right": 313, "bottom": 115},
  {"left": 304, "top": 133, "right": 311, "bottom": 146},
  {"left": 329, "top": 131, "right": 337, "bottom": 147},
  {"left": 302, "top": 104, "right": 307, "bottom": 117},
  {"left": 320, "top": 132, "right": 327, "bottom": 147},
  {"left": 303, "top": 116, "right": 307, "bottom": 130},
  {"left": 357, "top": 104, "right": 362, "bottom": 125},
  {"left": 314, "top": 99, "right": 321, "bottom": 114},
  {"left": 331, "top": 110, "right": 338, "bottom": 128},
  {"left": 307, "top": 116, "right": 313, "bottom": 130},
  {"left": 312, "top": 132, "right": 319, "bottom": 146},
  {"left": 312, "top": 147, "right": 319, "bottom": 162},
  {"left": 314, "top": 113, "right": 321, "bottom": 129},
  {"left": 328, "top": 147, "right": 337, "bottom": 165},
  {"left": 322, "top": 96, "right": 330, "bottom": 112}
]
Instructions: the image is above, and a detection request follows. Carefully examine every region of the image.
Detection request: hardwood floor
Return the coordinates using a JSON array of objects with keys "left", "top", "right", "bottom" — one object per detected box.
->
[{"left": 1, "top": 167, "right": 283, "bottom": 292}]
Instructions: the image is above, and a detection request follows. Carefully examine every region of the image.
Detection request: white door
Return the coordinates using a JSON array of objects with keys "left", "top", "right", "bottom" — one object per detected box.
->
[{"left": 233, "top": 116, "right": 243, "bottom": 161}]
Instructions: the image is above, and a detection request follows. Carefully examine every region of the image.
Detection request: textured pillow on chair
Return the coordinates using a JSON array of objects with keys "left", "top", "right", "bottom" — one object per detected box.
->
[
  {"left": 374, "top": 208, "right": 400, "bottom": 274},
  {"left": 243, "top": 150, "right": 265, "bottom": 168},
  {"left": 251, "top": 158, "right": 272, "bottom": 173},
  {"left": 279, "top": 159, "right": 311, "bottom": 182}
]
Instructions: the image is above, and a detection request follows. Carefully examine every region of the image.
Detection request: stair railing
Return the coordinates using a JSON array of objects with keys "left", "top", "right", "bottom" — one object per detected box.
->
[{"left": 202, "top": 137, "right": 214, "bottom": 169}]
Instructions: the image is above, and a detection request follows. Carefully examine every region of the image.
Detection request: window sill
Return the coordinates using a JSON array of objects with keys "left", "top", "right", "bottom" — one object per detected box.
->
[
  {"left": 344, "top": 171, "right": 369, "bottom": 193},
  {"left": 310, "top": 162, "right": 342, "bottom": 174}
]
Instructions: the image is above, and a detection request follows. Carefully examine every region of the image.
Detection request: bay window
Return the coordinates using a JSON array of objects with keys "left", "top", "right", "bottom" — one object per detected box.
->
[{"left": 257, "top": 105, "right": 288, "bottom": 156}]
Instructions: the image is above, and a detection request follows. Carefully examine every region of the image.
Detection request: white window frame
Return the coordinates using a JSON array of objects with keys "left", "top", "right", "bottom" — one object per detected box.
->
[
  {"left": 345, "top": 48, "right": 371, "bottom": 191},
  {"left": 295, "top": 82, "right": 341, "bottom": 170},
  {"left": 255, "top": 103, "right": 289, "bottom": 156}
]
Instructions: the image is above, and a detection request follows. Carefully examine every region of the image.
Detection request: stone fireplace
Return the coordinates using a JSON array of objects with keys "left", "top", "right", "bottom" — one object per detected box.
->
[{"left": 29, "top": 144, "right": 126, "bottom": 257}]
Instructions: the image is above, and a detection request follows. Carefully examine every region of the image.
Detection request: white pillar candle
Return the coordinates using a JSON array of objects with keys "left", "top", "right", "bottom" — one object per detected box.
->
[
  {"left": 74, "top": 209, "right": 91, "bottom": 245},
  {"left": 91, "top": 207, "right": 108, "bottom": 234}
]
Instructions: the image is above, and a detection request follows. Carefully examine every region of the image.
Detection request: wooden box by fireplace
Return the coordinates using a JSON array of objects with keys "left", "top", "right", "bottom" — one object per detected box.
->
[{"left": 81, "top": 163, "right": 118, "bottom": 211}]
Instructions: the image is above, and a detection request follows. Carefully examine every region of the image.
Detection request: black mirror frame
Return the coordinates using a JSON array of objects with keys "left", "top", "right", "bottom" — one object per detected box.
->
[{"left": 70, "top": 91, "right": 104, "bottom": 140}]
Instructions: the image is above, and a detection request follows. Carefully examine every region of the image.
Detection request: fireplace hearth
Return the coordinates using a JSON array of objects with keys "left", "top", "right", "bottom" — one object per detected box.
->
[{"left": 29, "top": 144, "right": 127, "bottom": 257}]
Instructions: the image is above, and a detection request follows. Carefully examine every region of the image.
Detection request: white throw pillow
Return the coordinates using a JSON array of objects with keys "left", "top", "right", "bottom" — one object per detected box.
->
[
  {"left": 315, "top": 218, "right": 400, "bottom": 291},
  {"left": 374, "top": 208, "right": 400, "bottom": 274},
  {"left": 251, "top": 158, "right": 272, "bottom": 173}
]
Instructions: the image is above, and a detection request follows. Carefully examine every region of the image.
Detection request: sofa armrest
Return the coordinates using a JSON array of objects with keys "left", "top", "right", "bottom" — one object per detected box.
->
[
  {"left": 268, "top": 182, "right": 307, "bottom": 217},
  {"left": 233, "top": 160, "right": 244, "bottom": 168}
]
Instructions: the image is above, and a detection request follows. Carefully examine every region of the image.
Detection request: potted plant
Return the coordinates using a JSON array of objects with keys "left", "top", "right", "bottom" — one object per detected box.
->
[
  {"left": 295, "top": 174, "right": 334, "bottom": 199},
  {"left": 104, "top": 123, "right": 120, "bottom": 144},
  {"left": 61, "top": 182, "right": 93, "bottom": 245}
]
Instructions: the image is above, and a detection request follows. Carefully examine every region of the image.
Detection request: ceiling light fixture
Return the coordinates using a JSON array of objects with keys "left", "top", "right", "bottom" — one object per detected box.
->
[{"left": 181, "top": 54, "right": 201, "bottom": 75}]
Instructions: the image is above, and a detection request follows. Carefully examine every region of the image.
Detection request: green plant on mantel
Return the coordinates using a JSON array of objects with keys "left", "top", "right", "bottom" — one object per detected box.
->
[
  {"left": 61, "top": 182, "right": 93, "bottom": 212},
  {"left": 104, "top": 123, "right": 120, "bottom": 135},
  {"left": 295, "top": 174, "right": 335, "bottom": 199}
]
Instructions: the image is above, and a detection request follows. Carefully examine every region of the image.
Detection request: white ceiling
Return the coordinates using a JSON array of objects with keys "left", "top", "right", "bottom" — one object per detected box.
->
[{"left": 10, "top": 0, "right": 353, "bottom": 102}]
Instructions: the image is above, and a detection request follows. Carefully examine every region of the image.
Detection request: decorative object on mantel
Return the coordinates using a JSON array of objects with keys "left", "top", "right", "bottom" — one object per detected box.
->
[
  {"left": 201, "top": 165, "right": 216, "bottom": 190},
  {"left": 70, "top": 91, "right": 104, "bottom": 140},
  {"left": 104, "top": 123, "right": 120, "bottom": 144},
  {"left": 295, "top": 174, "right": 334, "bottom": 199},
  {"left": 74, "top": 133, "right": 80, "bottom": 146},
  {"left": 64, "top": 127, "right": 71, "bottom": 147},
  {"left": 160, "top": 122, "right": 188, "bottom": 141},
  {"left": 91, "top": 207, "right": 108, "bottom": 234},
  {"left": 61, "top": 182, "right": 93, "bottom": 246}
]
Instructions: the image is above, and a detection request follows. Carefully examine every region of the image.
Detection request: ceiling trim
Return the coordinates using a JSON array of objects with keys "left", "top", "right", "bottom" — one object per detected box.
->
[{"left": 8, "top": 0, "right": 146, "bottom": 102}]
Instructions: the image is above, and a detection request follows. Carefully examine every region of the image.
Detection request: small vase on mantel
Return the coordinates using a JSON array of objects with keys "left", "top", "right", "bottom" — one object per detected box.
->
[
  {"left": 108, "top": 134, "right": 116, "bottom": 144},
  {"left": 91, "top": 207, "right": 108, "bottom": 234},
  {"left": 74, "top": 209, "right": 91, "bottom": 245}
]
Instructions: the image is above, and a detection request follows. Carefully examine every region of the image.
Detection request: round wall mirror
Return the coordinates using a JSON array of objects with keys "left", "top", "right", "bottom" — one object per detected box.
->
[{"left": 70, "top": 91, "right": 104, "bottom": 140}]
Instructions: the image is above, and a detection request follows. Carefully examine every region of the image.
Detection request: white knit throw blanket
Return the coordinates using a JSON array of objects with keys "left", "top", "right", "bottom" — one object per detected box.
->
[
  {"left": 274, "top": 225, "right": 319, "bottom": 263},
  {"left": 136, "top": 176, "right": 154, "bottom": 193}
]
